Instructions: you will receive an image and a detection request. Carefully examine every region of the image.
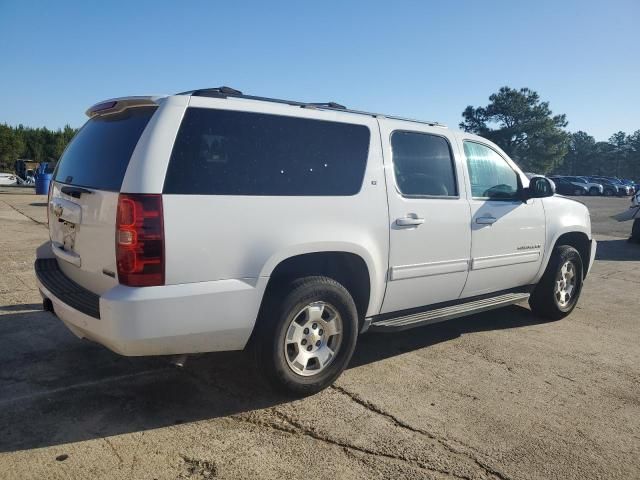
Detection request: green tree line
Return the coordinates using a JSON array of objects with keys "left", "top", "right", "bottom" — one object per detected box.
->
[
  {"left": 0, "top": 123, "right": 78, "bottom": 172},
  {"left": 1, "top": 88, "right": 638, "bottom": 180},
  {"left": 461, "top": 87, "right": 639, "bottom": 179}
]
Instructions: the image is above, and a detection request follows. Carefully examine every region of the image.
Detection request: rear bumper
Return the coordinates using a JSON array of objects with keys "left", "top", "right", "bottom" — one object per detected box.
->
[{"left": 35, "top": 257, "right": 266, "bottom": 356}]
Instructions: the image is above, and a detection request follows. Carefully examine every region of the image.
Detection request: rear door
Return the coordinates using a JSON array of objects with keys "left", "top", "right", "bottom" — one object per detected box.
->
[
  {"left": 379, "top": 120, "right": 471, "bottom": 314},
  {"left": 49, "top": 105, "right": 157, "bottom": 294}
]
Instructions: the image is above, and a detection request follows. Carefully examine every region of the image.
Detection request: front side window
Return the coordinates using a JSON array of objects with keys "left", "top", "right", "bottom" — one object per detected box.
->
[
  {"left": 463, "top": 141, "right": 519, "bottom": 200},
  {"left": 164, "top": 108, "right": 370, "bottom": 196},
  {"left": 391, "top": 131, "right": 457, "bottom": 197}
]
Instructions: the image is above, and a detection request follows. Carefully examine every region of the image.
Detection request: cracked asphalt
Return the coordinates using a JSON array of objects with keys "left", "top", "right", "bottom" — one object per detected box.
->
[{"left": 0, "top": 189, "right": 638, "bottom": 480}]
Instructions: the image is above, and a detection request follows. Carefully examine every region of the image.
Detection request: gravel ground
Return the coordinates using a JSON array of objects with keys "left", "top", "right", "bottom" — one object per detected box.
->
[{"left": 0, "top": 192, "right": 638, "bottom": 480}]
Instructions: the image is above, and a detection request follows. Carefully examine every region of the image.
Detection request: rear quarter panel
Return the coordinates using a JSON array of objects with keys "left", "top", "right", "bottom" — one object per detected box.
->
[{"left": 157, "top": 97, "right": 390, "bottom": 317}]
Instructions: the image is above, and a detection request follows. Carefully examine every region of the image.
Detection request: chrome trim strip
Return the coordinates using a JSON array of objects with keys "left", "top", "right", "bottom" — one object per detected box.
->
[{"left": 390, "top": 258, "right": 469, "bottom": 281}]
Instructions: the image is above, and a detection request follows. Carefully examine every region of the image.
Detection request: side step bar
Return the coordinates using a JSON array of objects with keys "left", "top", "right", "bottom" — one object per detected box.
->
[{"left": 369, "top": 293, "right": 530, "bottom": 332}]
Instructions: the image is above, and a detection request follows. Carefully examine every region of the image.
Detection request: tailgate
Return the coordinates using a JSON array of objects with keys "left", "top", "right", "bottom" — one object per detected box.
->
[
  {"left": 49, "top": 182, "right": 119, "bottom": 295},
  {"left": 48, "top": 105, "right": 158, "bottom": 295}
]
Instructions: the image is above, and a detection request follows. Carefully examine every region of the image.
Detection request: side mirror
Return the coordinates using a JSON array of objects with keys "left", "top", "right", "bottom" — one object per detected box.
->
[{"left": 524, "top": 176, "right": 555, "bottom": 200}]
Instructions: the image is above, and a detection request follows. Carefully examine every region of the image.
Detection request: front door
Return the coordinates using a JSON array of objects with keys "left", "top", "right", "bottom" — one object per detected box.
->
[
  {"left": 380, "top": 121, "right": 471, "bottom": 314},
  {"left": 458, "top": 140, "right": 546, "bottom": 297}
]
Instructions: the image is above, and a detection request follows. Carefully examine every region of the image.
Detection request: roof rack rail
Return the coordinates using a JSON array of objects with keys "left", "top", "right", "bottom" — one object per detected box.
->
[
  {"left": 184, "top": 86, "right": 243, "bottom": 98},
  {"left": 178, "top": 87, "right": 445, "bottom": 127},
  {"left": 306, "top": 102, "right": 347, "bottom": 110}
]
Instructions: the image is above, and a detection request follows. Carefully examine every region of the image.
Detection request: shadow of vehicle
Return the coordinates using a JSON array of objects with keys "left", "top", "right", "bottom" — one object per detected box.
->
[
  {"left": 595, "top": 239, "right": 640, "bottom": 262},
  {"left": 29, "top": 202, "right": 48, "bottom": 207},
  {"left": 0, "top": 303, "right": 548, "bottom": 453}
]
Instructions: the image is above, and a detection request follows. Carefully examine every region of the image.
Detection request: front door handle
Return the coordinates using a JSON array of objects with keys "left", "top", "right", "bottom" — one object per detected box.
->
[
  {"left": 475, "top": 216, "right": 497, "bottom": 225},
  {"left": 396, "top": 216, "right": 425, "bottom": 227}
]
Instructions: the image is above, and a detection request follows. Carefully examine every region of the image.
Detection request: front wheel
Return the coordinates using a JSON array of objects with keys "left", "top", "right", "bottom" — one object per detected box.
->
[
  {"left": 529, "top": 245, "right": 584, "bottom": 320},
  {"left": 252, "top": 276, "right": 359, "bottom": 396}
]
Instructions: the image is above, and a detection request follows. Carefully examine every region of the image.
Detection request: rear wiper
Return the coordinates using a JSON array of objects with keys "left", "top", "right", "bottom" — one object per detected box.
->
[{"left": 61, "top": 186, "right": 94, "bottom": 198}]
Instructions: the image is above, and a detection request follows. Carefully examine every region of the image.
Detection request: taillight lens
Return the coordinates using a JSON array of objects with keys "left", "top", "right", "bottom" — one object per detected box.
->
[{"left": 116, "top": 194, "right": 164, "bottom": 287}]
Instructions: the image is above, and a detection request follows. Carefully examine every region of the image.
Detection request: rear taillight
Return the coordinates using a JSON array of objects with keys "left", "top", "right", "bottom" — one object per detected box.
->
[{"left": 116, "top": 194, "right": 164, "bottom": 287}]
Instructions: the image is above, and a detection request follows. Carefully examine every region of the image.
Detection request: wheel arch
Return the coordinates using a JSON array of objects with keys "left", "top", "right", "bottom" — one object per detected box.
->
[
  {"left": 538, "top": 230, "right": 592, "bottom": 282},
  {"left": 259, "top": 250, "right": 374, "bottom": 324}
]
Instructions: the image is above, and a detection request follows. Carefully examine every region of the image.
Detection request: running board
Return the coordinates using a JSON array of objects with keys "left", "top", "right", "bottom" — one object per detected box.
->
[{"left": 369, "top": 293, "right": 530, "bottom": 332}]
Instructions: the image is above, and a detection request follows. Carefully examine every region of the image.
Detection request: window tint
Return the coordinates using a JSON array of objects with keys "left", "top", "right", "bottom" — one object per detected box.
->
[
  {"left": 391, "top": 131, "right": 457, "bottom": 197},
  {"left": 163, "top": 108, "right": 370, "bottom": 196},
  {"left": 55, "top": 107, "right": 156, "bottom": 191},
  {"left": 463, "top": 141, "right": 519, "bottom": 199}
]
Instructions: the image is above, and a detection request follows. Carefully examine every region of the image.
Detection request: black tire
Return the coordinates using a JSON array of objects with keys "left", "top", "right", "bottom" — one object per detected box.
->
[
  {"left": 252, "top": 276, "right": 358, "bottom": 396},
  {"left": 589, "top": 187, "right": 599, "bottom": 196},
  {"left": 529, "top": 245, "right": 583, "bottom": 320},
  {"left": 604, "top": 189, "right": 613, "bottom": 197},
  {"left": 630, "top": 218, "right": 640, "bottom": 243}
]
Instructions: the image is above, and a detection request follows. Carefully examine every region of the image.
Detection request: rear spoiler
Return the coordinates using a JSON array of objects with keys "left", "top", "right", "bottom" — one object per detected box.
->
[{"left": 85, "top": 96, "right": 165, "bottom": 117}]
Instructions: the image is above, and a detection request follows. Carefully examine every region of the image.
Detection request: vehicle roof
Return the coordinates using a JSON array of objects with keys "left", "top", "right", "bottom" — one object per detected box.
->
[
  {"left": 177, "top": 86, "right": 448, "bottom": 128},
  {"left": 87, "top": 87, "right": 449, "bottom": 129}
]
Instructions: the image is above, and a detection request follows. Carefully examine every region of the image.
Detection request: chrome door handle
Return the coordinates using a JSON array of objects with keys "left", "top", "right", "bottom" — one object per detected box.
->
[
  {"left": 396, "top": 216, "right": 425, "bottom": 227},
  {"left": 475, "top": 216, "right": 497, "bottom": 225}
]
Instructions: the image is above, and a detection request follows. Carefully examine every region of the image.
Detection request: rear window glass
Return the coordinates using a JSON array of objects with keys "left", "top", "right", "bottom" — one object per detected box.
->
[
  {"left": 55, "top": 107, "right": 156, "bottom": 191},
  {"left": 163, "top": 108, "right": 370, "bottom": 196},
  {"left": 391, "top": 131, "right": 458, "bottom": 197}
]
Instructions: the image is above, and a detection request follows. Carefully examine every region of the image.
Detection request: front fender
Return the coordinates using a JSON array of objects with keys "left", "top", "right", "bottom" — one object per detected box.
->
[{"left": 533, "top": 196, "right": 592, "bottom": 283}]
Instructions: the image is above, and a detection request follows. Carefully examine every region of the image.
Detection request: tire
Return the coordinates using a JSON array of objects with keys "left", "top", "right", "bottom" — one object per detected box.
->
[
  {"left": 529, "top": 245, "right": 583, "bottom": 320},
  {"left": 252, "top": 276, "right": 359, "bottom": 396},
  {"left": 630, "top": 218, "right": 640, "bottom": 243},
  {"left": 604, "top": 189, "right": 613, "bottom": 197},
  {"left": 589, "top": 187, "right": 599, "bottom": 196},
  {"left": 574, "top": 189, "right": 583, "bottom": 196}
]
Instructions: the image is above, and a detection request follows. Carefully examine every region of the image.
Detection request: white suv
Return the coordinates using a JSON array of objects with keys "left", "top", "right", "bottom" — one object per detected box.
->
[{"left": 36, "top": 87, "right": 597, "bottom": 394}]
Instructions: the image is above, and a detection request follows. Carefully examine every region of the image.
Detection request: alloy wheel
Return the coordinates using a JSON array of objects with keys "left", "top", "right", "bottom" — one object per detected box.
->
[
  {"left": 555, "top": 260, "right": 577, "bottom": 308},
  {"left": 284, "top": 301, "right": 343, "bottom": 377}
]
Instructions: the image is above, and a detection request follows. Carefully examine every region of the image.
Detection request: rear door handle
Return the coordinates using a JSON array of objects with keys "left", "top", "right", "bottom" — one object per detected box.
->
[
  {"left": 475, "top": 216, "right": 497, "bottom": 225},
  {"left": 396, "top": 216, "right": 425, "bottom": 227}
]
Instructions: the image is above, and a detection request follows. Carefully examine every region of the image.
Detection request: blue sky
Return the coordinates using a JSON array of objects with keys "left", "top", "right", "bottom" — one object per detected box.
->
[{"left": 1, "top": 0, "right": 638, "bottom": 140}]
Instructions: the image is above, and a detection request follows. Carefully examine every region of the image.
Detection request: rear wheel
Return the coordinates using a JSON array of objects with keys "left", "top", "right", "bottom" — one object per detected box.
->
[
  {"left": 252, "top": 276, "right": 358, "bottom": 396},
  {"left": 589, "top": 187, "right": 599, "bottom": 196},
  {"left": 529, "top": 245, "right": 583, "bottom": 320}
]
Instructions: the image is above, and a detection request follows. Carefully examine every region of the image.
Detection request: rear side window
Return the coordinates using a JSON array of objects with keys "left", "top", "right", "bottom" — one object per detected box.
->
[
  {"left": 55, "top": 107, "right": 156, "bottom": 191},
  {"left": 391, "top": 131, "right": 457, "bottom": 197},
  {"left": 163, "top": 108, "right": 370, "bottom": 196}
]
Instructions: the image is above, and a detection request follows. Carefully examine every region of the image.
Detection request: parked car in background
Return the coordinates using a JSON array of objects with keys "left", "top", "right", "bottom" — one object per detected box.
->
[
  {"left": 588, "top": 177, "right": 624, "bottom": 196},
  {"left": 0, "top": 173, "right": 18, "bottom": 186},
  {"left": 563, "top": 176, "right": 603, "bottom": 196},
  {"left": 548, "top": 176, "right": 589, "bottom": 196},
  {"left": 606, "top": 177, "right": 634, "bottom": 195},
  {"left": 620, "top": 179, "right": 637, "bottom": 195},
  {"left": 613, "top": 190, "right": 640, "bottom": 242}
]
